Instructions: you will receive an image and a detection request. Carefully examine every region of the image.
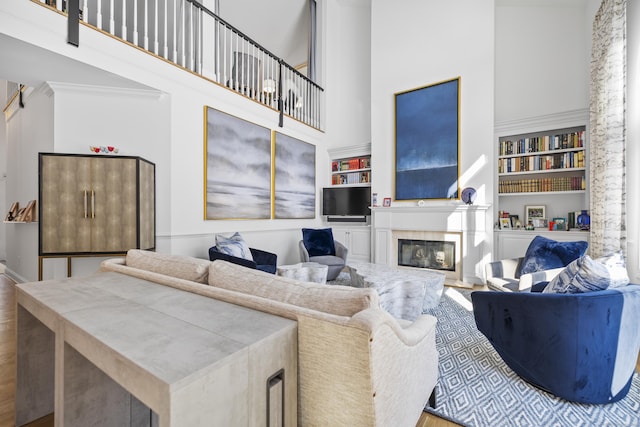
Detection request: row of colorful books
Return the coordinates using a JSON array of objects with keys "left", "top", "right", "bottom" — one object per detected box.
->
[
  {"left": 498, "top": 151, "right": 585, "bottom": 173},
  {"left": 332, "top": 171, "right": 371, "bottom": 185},
  {"left": 499, "top": 130, "right": 585, "bottom": 155},
  {"left": 499, "top": 176, "right": 585, "bottom": 193},
  {"left": 331, "top": 156, "right": 371, "bottom": 172}
]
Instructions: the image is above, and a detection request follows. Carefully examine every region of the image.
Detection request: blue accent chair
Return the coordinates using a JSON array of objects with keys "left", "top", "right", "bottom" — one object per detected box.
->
[
  {"left": 209, "top": 246, "right": 278, "bottom": 274},
  {"left": 471, "top": 284, "right": 640, "bottom": 404}
]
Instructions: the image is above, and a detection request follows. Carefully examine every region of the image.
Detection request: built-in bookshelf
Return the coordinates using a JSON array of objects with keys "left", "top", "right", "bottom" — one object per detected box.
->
[
  {"left": 498, "top": 127, "right": 586, "bottom": 196},
  {"left": 331, "top": 154, "right": 371, "bottom": 186}
]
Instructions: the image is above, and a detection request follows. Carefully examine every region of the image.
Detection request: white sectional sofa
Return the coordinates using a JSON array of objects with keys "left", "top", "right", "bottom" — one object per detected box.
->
[{"left": 100, "top": 249, "right": 439, "bottom": 427}]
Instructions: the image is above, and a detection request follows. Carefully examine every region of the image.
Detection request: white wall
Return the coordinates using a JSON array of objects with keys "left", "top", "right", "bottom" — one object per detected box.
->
[
  {"left": 495, "top": 3, "right": 590, "bottom": 123},
  {"left": 370, "top": 0, "right": 495, "bottom": 208},
  {"left": 321, "top": 0, "right": 371, "bottom": 152},
  {"left": 0, "top": 81, "right": 7, "bottom": 262},
  {"left": 5, "top": 86, "right": 54, "bottom": 282}
]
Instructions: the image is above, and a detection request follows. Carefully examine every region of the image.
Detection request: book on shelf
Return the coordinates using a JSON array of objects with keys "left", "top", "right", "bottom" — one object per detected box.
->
[
  {"left": 499, "top": 176, "right": 585, "bottom": 194},
  {"left": 499, "top": 130, "right": 585, "bottom": 156}
]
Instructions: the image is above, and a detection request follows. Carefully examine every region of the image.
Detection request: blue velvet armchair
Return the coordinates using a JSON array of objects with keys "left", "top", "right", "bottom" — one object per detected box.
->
[
  {"left": 471, "top": 284, "right": 640, "bottom": 404},
  {"left": 209, "top": 246, "right": 278, "bottom": 274}
]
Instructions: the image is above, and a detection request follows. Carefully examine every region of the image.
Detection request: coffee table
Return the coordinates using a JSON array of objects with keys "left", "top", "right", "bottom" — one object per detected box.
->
[
  {"left": 347, "top": 262, "right": 445, "bottom": 321},
  {"left": 277, "top": 262, "right": 329, "bottom": 284}
]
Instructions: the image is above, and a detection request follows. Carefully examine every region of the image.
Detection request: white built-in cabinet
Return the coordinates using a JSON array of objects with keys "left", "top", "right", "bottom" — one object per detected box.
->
[
  {"left": 331, "top": 225, "right": 371, "bottom": 262},
  {"left": 493, "top": 110, "right": 591, "bottom": 260}
]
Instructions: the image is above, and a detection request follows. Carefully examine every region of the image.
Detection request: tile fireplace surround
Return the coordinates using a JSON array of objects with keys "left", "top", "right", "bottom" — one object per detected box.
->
[{"left": 371, "top": 204, "right": 491, "bottom": 285}]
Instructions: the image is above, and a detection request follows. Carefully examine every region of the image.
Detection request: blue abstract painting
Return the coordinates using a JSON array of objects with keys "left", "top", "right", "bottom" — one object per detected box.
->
[
  {"left": 205, "top": 107, "right": 272, "bottom": 219},
  {"left": 395, "top": 78, "right": 459, "bottom": 200},
  {"left": 274, "top": 132, "right": 316, "bottom": 219}
]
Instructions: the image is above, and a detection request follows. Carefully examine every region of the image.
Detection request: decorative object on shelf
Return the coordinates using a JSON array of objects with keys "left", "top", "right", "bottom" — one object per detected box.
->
[
  {"left": 525, "top": 205, "right": 546, "bottom": 227},
  {"left": 418, "top": 200, "right": 425, "bottom": 207},
  {"left": 509, "top": 214, "right": 519, "bottom": 228},
  {"left": 383, "top": 197, "right": 391, "bottom": 207},
  {"left": 533, "top": 218, "right": 548, "bottom": 229},
  {"left": 395, "top": 77, "right": 459, "bottom": 200},
  {"left": 514, "top": 220, "right": 523, "bottom": 229},
  {"left": 5, "top": 201, "right": 19, "bottom": 221},
  {"left": 372, "top": 193, "right": 378, "bottom": 207},
  {"left": 499, "top": 218, "right": 511, "bottom": 230},
  {"left": 577, "top": 210, "right": 590, "bottom": 231},
  {"left": 204, "top": 106, "right": 271, "bottom": 220},
  {"left": 461, "top": 187, "right": 476, "bottom": 205},
  {"left": 525, "top": 222, "right": 535, "bottom": 231},
  {"left": 274, "top": 131, "right": 315, "bottom": 219},
  {"left": 552, "top": 217, "right": 566, "bottom": 231},
  {"left": 89, "top": 146, "right": 119, "bottom": 154}
]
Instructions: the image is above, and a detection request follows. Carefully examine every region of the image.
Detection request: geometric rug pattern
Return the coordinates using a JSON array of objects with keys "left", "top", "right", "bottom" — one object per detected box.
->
[{"left": 424, "top": 288, "right": 640, "bottom": 427}]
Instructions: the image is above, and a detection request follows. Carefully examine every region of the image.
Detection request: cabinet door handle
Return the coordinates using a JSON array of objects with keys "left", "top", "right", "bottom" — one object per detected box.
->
[
  {"left": 90, "top": 190, "right": 95, "bottom": 218},
  {"left": 83, "top": 190, "right": 88, "bottom": 218}
]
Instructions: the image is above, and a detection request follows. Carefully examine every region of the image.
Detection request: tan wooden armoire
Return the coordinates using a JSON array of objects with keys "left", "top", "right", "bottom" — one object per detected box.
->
[{"left": 38, "top": 153, "right": 155, "bottom": 278}]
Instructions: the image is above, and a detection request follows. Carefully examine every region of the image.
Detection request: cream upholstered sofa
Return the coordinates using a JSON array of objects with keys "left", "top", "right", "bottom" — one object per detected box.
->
[{"left": 101, "top": 250, "right": 438, "bottom": 427}]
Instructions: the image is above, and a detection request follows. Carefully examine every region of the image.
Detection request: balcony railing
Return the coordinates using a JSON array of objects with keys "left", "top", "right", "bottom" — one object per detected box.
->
[{"left": 36, "top": 0, "right": 324, "bottom": 130}]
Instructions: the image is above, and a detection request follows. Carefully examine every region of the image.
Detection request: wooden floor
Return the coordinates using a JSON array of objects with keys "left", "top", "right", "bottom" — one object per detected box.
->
[{"left": 1, "top": 274, "right": 636, "bottom": 427}]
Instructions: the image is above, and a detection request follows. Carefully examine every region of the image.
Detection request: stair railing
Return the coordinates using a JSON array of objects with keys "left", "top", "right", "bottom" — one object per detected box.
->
[{"left": 35, "top": 0, "right": 324, "bottom": 130}]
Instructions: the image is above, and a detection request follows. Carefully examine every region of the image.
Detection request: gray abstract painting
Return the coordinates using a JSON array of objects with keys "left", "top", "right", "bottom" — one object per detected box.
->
[
  {"left": 205, "top": 107, "right": 272, "bottom": 219},
  {"left": 274, "top": 132, "right": 316, "bottom": 219}
]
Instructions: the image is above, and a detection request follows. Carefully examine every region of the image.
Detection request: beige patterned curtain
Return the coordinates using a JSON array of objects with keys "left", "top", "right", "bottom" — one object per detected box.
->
[{"left": 589, "top": 0, "right": 627, "bottom": 257}]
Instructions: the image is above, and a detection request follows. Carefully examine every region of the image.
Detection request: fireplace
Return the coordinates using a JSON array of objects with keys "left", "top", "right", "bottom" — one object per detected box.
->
[
  {"left": 390, "top": 230, "right": 463, "bottom": 283},
  {"left": 398, "top": 239, "right": 456, "bottom": 272}
]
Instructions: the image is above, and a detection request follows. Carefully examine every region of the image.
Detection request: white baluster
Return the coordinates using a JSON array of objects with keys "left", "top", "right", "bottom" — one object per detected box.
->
[
  {"left": 133, "top": 0, "right": 138, "bottom": 45},
  {"left": 82, "top": 0, "right": 88, "bottom": 23},
  {"left": 143, "top": 0, "right": 149, "bottom": 50},
  {"left": 153, "top": 0, "right": 158, "bottom": 54},
  {"left": 188, "top": 3, "right": 194, "bottom": 70},
  {"left": 96, "top": 0, "right": 102, "bottom": 29},
  {"left": 181, "top": 1, "right": 186, "bottom": 67},
  {"left": 163, "top": 0, "right": 168, "bottom": 58},
  {"left": 109, "top": 0, "right": 114, "bottom": 34},
  {"left": 172, "top": 0, "right": 177, "bottom": 62},
  {"left": 121, "top": 0, "right": 127, "bottom": 40}
]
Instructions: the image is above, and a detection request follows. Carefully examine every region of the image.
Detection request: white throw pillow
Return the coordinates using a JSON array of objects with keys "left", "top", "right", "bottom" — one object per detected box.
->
[
  {"left": 215, "top": 232, "right": 254, "bottom": 261},
  {"left": 595, "top": 252, "right": 630, "bottom": 288},
  {"left": 543, "top": 255, "right": 610, "bottom": 294}
]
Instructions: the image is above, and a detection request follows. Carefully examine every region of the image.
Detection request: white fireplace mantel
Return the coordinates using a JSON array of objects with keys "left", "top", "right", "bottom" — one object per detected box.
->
[{"left": 371, "top": 204, "right": 491, "bottom": 285}]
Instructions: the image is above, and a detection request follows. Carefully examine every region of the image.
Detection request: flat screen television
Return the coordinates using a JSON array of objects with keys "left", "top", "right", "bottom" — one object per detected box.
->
[{"left": 322, "top": 186, "right": 371, "bottom": 218}]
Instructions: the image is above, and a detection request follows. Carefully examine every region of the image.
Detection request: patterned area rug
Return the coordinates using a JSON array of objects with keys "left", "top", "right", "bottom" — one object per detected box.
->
[{"left": 424, "top": 288, "right": 640, "bottom": 427}]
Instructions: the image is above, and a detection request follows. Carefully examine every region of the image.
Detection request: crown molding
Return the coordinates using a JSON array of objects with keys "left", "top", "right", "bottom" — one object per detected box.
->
[
  {"left": 494, "top": 108, "right": 589, "bottom": 136},
  {"left": 43, "top": 82, "right": 165, "bottom": 100}
]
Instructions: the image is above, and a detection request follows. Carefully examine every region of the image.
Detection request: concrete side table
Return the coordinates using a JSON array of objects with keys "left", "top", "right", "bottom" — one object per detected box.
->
[{"left": 277, "top": 262, "right": 329, "bottom": 284}]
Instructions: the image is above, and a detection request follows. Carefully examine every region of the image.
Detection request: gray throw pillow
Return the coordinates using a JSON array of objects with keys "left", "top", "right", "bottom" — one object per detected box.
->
[{"left": 215, "top": 232, "right": 253, "bottom": 261}]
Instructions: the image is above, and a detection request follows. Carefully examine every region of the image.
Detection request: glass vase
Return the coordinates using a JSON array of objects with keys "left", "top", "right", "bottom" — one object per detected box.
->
[{"left": 577, "top": 210, "right": 590, "bottom": 231}]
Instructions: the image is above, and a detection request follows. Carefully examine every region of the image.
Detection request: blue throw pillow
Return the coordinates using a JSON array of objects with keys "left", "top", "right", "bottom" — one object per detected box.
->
[
  {"left": 215, "top": 232, "right": 253, "bottom": 261},
  {"left": 543, "top": 255, "right": 610, "bottom": 293},
  {"left": 302, "top": 228, "right": 336, "bottom": 257},
  {"left": 519, "top": 236, "right": 588, "bottom": 276}
]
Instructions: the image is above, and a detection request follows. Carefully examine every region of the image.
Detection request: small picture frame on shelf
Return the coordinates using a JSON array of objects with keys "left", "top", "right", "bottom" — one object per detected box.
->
[
  {"left": 553, "top": 217, "right": 566, "bottom": 231},
  {"left": 499, "top": 218, "right": 512, "bottom": 229},
  {"left": 509, "top": 214, "right": 519, "bottom": 228},
  {"left": 383, "top": 197, "right": 392, "bottom": 207},
  {"left": 532, "top": 218, "right": 548, "bottom": 229},
  {"left": 525, "top": 205, "right": 546, "bottom": 226}
]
